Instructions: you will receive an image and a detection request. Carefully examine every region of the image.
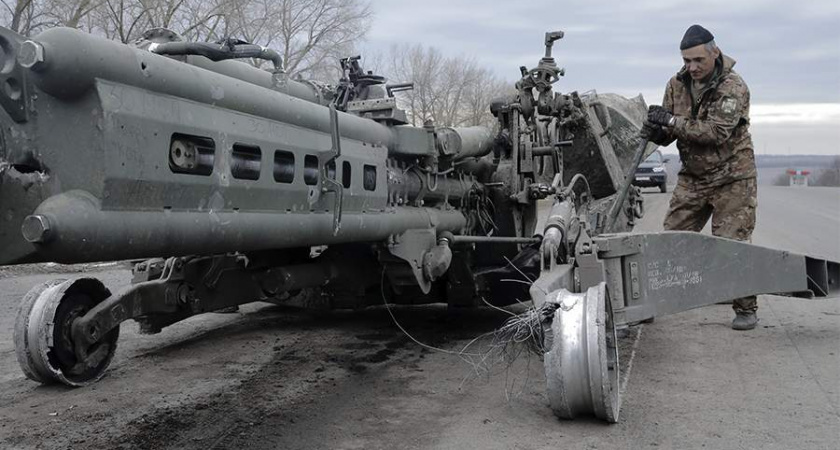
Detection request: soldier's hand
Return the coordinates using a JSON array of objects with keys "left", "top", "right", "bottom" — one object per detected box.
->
[
  {"left": 640, "top": 120, "right": 669, "bottom": 144},
  {"left": 648, "top": 105, "right": 676, "bottom": 127},
  {"left": 640, "top": 120, "right": 658, "bottom": 139}
]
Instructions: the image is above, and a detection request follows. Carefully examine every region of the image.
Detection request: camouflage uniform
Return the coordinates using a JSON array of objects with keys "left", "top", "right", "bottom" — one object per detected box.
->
[{"left": 653, "top": 53, "right": 758, "bottom": 312}]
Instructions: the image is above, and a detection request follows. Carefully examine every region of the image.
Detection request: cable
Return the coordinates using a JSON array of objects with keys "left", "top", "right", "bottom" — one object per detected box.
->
[{"left": 380, "top": 269, "right": 482, "bottom": 357}]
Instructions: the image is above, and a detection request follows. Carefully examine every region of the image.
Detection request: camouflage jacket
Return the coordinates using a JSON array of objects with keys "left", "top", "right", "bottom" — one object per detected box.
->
[{"left": 658, "top": 53, "right": 757, "bottom": 187}]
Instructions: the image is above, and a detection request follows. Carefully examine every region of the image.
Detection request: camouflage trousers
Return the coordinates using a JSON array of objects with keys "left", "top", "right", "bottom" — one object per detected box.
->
[{"left": 663, "top": 176, "right": 758, "bottom": 312}]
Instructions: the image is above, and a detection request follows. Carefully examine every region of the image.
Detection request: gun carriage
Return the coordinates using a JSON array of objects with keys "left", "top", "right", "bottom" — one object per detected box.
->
[{"left": 1, "top": 26, "right": 836, "bottom": 422}]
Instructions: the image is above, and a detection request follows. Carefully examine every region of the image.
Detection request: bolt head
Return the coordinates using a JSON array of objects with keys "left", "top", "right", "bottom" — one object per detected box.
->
[
  {"left": 21, "top": 215, "right": 51, "bottom": 243},
  {"left": 18, "top": 41, "right": 46, "bottom": 71}
]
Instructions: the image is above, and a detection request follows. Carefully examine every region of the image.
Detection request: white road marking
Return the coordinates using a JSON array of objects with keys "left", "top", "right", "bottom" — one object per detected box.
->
[{"left": 620, "top": 325, "right": 644, "bottom": 397}]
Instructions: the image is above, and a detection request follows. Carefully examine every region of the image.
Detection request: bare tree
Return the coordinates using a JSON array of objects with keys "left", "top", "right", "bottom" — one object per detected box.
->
[
  {"left": 47, "top": 0, "right": 100, "bottom": 28},
  {"left": 383, "top": 43, "right": 511, "bottom": 128},
  {"left": 94, "top": 0, "right": 150, "bottom": 42},
  {"left": 1, "top": 0, "right": 49, "bottom": 35},
  {"left": 0, "top": 0, "right": 104, "bottom": 36},
  {"left": 175, "top": 0, "right": 229, "bottom": 42},
  {"left": 386, "top": 44, "right": 444, "bottom": 126},
  {"left": 89, "top": 0, "right": 222, "bottom": 43},
  {"left": 1, "top": 0, "right": 30, "bottom": 33},
  {"left": 215, "top": 0, "right": 371, "bottom": 80},
  {"left": 140, "top": 0, "right": 225, "bottom": 41},
  {"left": 278, "top": 0, "right": 371, "bottom": 78},
  {"left": 813, "top": 156, "right": 840, "bottom": 187},
  {"left": 462, "top": 68, "right": 510, "bottom": 127},
  {"left": 2, "top": 0, "right": 372, "bottom": 81}
]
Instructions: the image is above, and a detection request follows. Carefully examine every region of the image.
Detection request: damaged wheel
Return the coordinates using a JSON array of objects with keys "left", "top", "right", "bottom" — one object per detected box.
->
[
  {"left": 543, "top": 282, "right": 620, "bottom": 422},
  {"left": 14, "top": 278, "right": 120, "bottom": 386}
]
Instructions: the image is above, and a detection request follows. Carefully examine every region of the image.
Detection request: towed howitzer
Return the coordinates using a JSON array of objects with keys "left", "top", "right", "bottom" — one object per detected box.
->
[{"left": 0, "top": 26, "right": 837, "bottom": 422}]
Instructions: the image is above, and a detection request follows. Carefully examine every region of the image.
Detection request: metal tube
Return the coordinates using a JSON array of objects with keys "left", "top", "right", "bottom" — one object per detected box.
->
[
  {"left": 26, "top": 27, "right": 392, "bottom": 147},
  {"left": 541, "top": 199, "right": 575, "bottom": 266},
  {"left": 605, "top": 139, "right": 648, "bottom": 232},
  {"left": 450, "top": 236, "right": 541, "bottom": 244},
  {"left": 149, "top": 41, "right": 283, "bottom": 71},
  {"left": 532, "top": 141, "right": 573, "bottom": 156},
  {"left": 387, "top": 168, "right": 476, "bottom": 205},
  {"left": 437, "top": 126, "right": 495, "bottom": 160},
  {"left": 186, "top": 57, "right": 329, "bottom": 106},
  {"left": 28, "top": 191, "right": 467, "bottom": 264}
]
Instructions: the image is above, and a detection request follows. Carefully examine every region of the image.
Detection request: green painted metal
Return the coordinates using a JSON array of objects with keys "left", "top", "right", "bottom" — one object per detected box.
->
[{"left": 0, "top": 27, "right": 491, "bottom": 266}]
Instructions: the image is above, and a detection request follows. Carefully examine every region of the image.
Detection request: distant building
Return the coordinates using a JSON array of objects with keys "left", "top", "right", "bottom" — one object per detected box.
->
[{"left": 786, "top": 169, "right": 810, "bottom": 187}]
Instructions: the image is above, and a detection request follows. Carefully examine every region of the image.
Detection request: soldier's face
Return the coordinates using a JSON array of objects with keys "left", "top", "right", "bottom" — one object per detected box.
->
[{"left": 681, "top": 44, "right": 719, "bottom": 81}]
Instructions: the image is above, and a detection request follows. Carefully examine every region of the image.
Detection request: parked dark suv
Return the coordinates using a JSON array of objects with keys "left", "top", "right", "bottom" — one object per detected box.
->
[{"left": 633, "top": 150, "right": 669, "bottom": 193}]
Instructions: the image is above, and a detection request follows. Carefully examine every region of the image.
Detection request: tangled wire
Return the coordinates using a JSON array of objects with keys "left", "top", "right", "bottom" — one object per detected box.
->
[
  {"left": 381, "top": 260, "right": 562, "bottom": 398},
  {"left": 488, "top": 300, "right": 561, "bottom": 360},
  {"left": 446, "top": 298, "right": 564, "bottom": 400}
]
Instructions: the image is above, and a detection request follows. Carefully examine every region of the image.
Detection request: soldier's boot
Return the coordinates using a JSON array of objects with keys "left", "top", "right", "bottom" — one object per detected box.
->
[{"left": 731, "top": 312, "right": 758, "bottom": 331}]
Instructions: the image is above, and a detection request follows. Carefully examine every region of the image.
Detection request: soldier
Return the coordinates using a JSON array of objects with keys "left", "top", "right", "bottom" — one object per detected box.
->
[{"left": 642, "top": 24, "right": 759, "bottom": 330}]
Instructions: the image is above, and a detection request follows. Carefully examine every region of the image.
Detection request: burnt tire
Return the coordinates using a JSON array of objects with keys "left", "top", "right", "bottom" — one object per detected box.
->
[
  {"left": 13, "top": 279, "right": 67, "bottom": 384},
  {"left": 14, "top": 278, "right": 119, "bottom": 386}
]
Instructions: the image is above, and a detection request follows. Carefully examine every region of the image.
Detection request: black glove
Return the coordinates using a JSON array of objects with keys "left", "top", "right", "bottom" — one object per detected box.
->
[
  {"left": 640, "top": 120, "right": 669, "bottom": 145},
  {"left": 640, "top": 120, "right": 656, "bottom": 139},
  {"left": 648, "top": 105, "right": 675, "bottom": 127}
]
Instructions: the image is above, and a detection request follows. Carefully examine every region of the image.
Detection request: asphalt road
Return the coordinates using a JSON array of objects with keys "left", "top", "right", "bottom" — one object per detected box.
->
[{"left": 0, "top": 186, "right": 838, "bottom": 450}]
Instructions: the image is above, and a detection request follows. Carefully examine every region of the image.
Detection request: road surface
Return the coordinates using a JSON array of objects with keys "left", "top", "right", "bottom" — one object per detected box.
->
[{"left": 0, "top": 185, "right": 838, "bottom": 449}]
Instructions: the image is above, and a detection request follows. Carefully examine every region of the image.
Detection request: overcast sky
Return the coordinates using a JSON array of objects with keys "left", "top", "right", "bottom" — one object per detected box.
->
[{"left": 363, "top": 0, "right": 839, "bottom": 156}]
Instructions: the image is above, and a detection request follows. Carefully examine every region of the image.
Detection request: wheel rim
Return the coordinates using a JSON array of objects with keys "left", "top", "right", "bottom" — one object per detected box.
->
[
  {"left": 13, "top": 279, "right": 66, "bottom": 384},
  {"left": 544, "top": 282, "right": 620, "bottom": 422},
  {"left": 15, "top": 278, "right": 119, "bottom": 386}
]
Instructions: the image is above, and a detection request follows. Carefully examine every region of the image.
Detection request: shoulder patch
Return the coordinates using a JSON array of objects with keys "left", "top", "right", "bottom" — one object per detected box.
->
[{"left": 720, "top": 96, "right": 738, "bottom": 116}]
